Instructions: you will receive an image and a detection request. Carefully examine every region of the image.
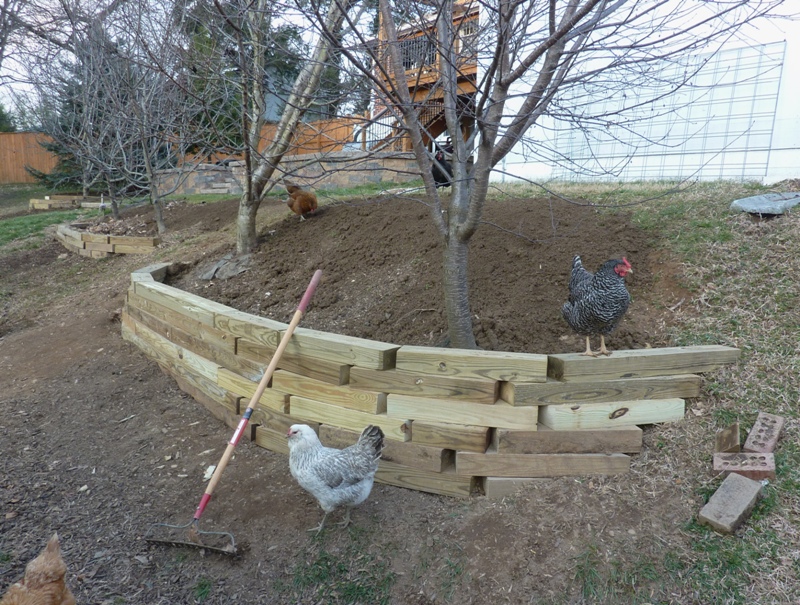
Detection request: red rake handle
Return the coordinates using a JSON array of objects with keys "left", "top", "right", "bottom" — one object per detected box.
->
[{"left": 193, "top": 269, "right": 322, "bottom": 521}]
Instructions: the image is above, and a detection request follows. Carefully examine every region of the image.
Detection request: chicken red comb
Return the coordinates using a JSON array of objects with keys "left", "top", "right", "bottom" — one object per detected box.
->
[{"left": 622, "top": 257, "right": 632, "bottom": 268}]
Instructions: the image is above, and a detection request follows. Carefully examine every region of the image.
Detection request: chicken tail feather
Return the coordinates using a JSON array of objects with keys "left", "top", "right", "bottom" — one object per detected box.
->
[{"left": 358, "top": 424, "right": 385, "bottom": 458}]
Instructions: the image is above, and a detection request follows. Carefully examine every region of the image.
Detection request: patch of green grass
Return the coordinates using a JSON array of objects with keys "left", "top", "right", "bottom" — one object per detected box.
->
[
  {"left": 193, "top": 577, "right": 212, "bottom": 602},
  {"left": 569, "top": 546, "right": 669, "bottom": 604},
  {"left": 0, "top": 184, "right": 50, "bottom": 217},
  {"left": 279, "top": 528, "right": 397, "bottom": 605},
  {"left": 0, "top": 551, "right": 12, "bottom": 563},
  {"left": 0, "top": 210, "right": 82, "bottom": 246}
]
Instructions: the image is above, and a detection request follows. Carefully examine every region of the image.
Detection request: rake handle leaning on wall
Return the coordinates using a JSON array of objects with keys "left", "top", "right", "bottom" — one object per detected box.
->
[{"left": 193, "top": 269, "right": 323, "bottom": 522}]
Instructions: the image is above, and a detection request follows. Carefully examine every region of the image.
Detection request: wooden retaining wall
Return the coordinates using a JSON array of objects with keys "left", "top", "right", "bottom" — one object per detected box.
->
[
  {"left": 30, "top": 195, "right": 105, "bottom": 210},
  {"left": 55, "top": 224, "right": 160, "bottom": 258},
  {"left": 121, "top": 263, "right": 740, "bottom": 498}
]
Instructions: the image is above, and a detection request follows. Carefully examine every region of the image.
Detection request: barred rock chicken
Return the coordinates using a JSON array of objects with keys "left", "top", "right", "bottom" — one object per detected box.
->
[
  {"left": 287, "top": 424, "right": 384, "bottom": 534},
  {"left": 561, "top": 255, "right": 632, "bottom": 357},
  {"left": 0, "top": 534, "right": 76, "bottom": 605},
  {"left": 285, "top": 182, "right": 318, "bottom": 220}
]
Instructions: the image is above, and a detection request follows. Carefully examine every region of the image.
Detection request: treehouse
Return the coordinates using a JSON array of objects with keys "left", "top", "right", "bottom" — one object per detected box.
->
[{"left": 369, "top": 1, "right": 479, "bottom": 153}]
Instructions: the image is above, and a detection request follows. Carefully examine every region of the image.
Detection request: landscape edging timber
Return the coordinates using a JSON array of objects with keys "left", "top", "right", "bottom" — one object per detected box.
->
[
  {"left": 121, "top": 262, "right": 741, "bottom": 498},
  {"left": 54, "top": 223, "right": 160, "bottom": 258}
]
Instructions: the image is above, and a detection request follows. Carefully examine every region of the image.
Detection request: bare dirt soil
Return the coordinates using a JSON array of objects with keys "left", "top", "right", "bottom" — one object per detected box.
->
[{"left": 1, "top": 193, "right": 708, "bottom": 605}]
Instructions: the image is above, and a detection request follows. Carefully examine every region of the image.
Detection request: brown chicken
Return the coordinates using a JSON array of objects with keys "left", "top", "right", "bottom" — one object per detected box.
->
[
  {"left": 0, "top": 534, "right": 76, "bottom": 605},
  {"left": 285, "top": 182, "right": 318, "bottom": 220}
]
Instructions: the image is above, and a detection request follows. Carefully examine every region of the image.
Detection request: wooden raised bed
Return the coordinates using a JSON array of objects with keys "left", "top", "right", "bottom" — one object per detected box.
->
[
  {"left": 121, "top": 263, "right": 740, "bottom": 498},
  {"left": 30, "top": 195, "right": 105, "bottom": 210},
  {"left": 54, "top": 224, "right": 159, "bottom": 258}
]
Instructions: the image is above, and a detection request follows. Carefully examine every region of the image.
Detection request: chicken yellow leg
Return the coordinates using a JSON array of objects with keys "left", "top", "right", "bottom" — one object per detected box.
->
[
  {"left": 598, "top": 335, "right": 612, "bottom": 356},
  {"left": 580, "top": 336, "right": 599, "bottom": 357}
]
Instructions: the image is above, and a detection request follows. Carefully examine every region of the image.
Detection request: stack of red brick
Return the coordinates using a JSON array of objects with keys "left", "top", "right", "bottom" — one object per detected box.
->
[{"left": 698, "top": 412, "right": 784, "bottom": 534}]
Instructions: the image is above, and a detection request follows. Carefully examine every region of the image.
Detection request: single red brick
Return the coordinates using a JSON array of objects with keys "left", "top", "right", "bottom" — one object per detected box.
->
[
  {"left": 713, "top": 452, "right": 775, "bottom": 481},
  {"left": 743, "top": 412, "right": 785, "bottom": 454}
]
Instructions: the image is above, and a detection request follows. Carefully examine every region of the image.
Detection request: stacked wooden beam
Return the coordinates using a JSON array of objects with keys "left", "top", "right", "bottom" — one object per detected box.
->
[
  {"left": 30, "top": 194, "right": 106, "bottom": 210},
  {"left": 54, "top": 224, "right": 159, "bottom": 257},
  {"left": 121, "top": 263, "right": 741, "bottom": 498}
]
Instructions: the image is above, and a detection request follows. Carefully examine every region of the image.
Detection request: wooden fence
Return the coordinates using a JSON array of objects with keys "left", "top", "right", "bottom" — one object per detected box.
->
[
  {"left": 0, "top": 132, "right": 58, "bottom": 184},
  {"left": 121, "top": 262, "right": 741, "bottom": 499}
]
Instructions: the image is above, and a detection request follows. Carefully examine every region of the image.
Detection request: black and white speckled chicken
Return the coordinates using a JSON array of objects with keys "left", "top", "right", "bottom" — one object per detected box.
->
[
  {"left": 561, "top": 255, "right": 632, "bottom": 357},
  {"left": 287, "top": 424, "right": 384, "bottom": 533}
]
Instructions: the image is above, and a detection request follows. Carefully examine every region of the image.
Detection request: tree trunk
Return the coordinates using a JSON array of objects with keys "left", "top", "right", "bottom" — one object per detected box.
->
[
  {"left": 236, "top": 195, "right": 259, "bottom": 253},
  {"left": 443, "top": 234, "right": 477, "bottom": 349}
]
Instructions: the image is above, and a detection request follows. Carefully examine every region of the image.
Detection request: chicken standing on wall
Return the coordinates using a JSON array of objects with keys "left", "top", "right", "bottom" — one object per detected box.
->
[
  {"left": 287, "top": 424, "right": 384, "bottom": 534},
  {"left": 285, "top": 182, "right": 318, "bottom": 220},
  {"left": 0, "top": 534, "right": 76, "bottom": 605},
  {"left": 561, "top": 255, "right": 632, "bottom": 357}
]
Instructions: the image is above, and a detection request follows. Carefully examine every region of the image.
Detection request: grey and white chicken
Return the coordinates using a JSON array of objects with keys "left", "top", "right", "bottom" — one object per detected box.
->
[
  {"left": 287, "top": 424, "right": 384, "bottom": 534},
  {"left": 561, "top": 255, "right": 632, "bottom": 357}
]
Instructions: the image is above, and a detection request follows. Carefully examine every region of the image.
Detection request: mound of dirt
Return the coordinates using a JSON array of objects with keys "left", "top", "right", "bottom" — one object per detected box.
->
[{"left": 168, "top": 194, "right": 675, "bottom": 354}]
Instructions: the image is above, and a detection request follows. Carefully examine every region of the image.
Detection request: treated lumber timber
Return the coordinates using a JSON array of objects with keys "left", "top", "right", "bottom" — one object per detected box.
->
[
  {"left": 125, "top": 303, "right": 264, "bottom": 382},
  {"left": 84, "top": 241, "right": 114, "bottom": 253},
  {"left": 272, "top": 370, "right": 386, "bottom": 414},
  {"left": 456, "top": 451, "right": 630, "bottom": 477},
  {"left": 481, "top": 477, "right": 550, "bottom": 498},
  {"left": 126, "top": 291, "right": 237, "bottom": 353},
  {"left": 121, "top": 314, "right": 219, "bottom": 382},
  {"left": 350, "top": 367, "right": 498, "bottom": 403},
  {"left": 493, "top": 424, "right": 642, "bottom": 454},
  {"left": 249, "top": 404, "right": 314, "bottom": 434},
  {"left": 501, "top": 374, "right": 702, "bottom": 406},
  {"left": 108, "top": 235, "right": 160, "bottom": 247},
  {"left": 284, "top": 327, "right": 399, "bottom": 370},
  {"left": 131, "top": 262, "right": 172, "bottom": 283},
  {"left": 253, "top": 425, "right": 290, "bottom": 455},
  {"left": 113, "top": 244, "right": 156, "bottom": 255},
  {"left": 133, "top": 281, "right": 234, "bottom": 326},
  {"left": 410, "top": 421, "right": 490, "bottom": 453},
  {"left": 170, "top": 369, "right": 241, "bottom": 432},
  {"left": 395, "top": 345, "right": 547, "bottom": 382},
  {"left": 216, "top": 367, "right": 289, "bottom": 413},
  {"left": 376, "top": 460, "right": 473, "bottom": 498},
  {"left": 214, "top": 310, "right": 286, "bottom": 348},
  {"left": 387, "top": 395, "right": 538, "bottom": 430},
  {"left": 319, "top": 425, "right": 453, "bottom": 473},
  {"left": 547, "top": 345, "right": 740, "bottom": 382},
  {"left": 236, "top": 337, "right": 350, "bottom": 385},
  {"left": 80, "top": 232, "right": 110, "bottom": 244},
  {"left": 538, "top": 398, "right": 685, "bottom": 430},
  {"left": 289, "top": 396, "right": 411, "bottom": 442}
]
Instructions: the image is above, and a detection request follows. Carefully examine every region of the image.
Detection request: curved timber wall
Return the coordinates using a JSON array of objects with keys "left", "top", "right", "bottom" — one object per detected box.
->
[{"left": 121, "top": 263, "right": 740, "bottom": 498}]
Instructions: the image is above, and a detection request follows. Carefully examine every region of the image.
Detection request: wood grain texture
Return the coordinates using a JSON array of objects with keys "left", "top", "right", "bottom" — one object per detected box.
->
[
  {"left": 289, "top": 396, "right": 410, "bottom": 442},
  {"left": 538, "top": 398, "right": 685, "bottom": 430},
  {"left": 216, "top": 367, "right": 289, "bottom": 413},
  {"left": 493, "top": 424, "right": 642, "bottom": 454},
  {"left": 236, "top": 337, "right": 350, "bottom": 385},
  {"left": 350, "top": 367, "right": 498, "bottom": 403},
  {"left": 501, "top": 374, "right": 702, "bottom": 406},
  {"left": 387, "top": 395, "right": 538, "bottom": 430},
  {"left": 319, "top": 424, "right": 453, "bottom": 473},
  {"left": 547, "top": 345, "right": 740, "bottom": 381},
  {"left": 395, "top": 345, "right": 546, "bottom": 382},
  {"left": 409, "top": 421, "right": 490, "bottom": 453},
  {"left": 272, "top": 370, "right": 386, "bottom": 414},
  {"left": 284, "top": 326, "right": 399, "bottom": 370},
  {"left": 456, "top": 451, "right": 630, "bottom": 477},
  {"left": 376, "top": 460, "right": 473, "bottom": 497}
]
